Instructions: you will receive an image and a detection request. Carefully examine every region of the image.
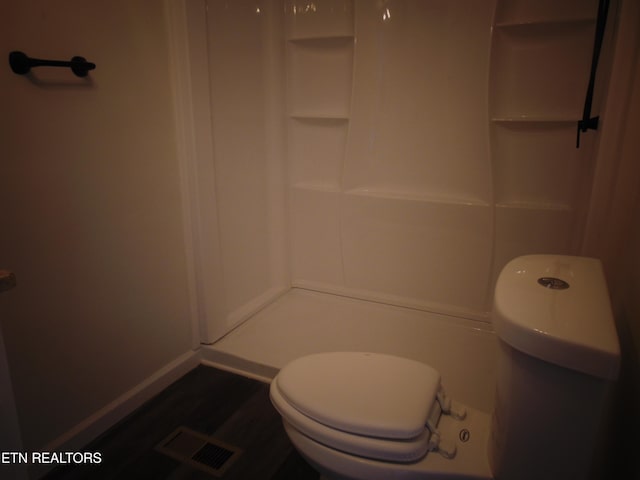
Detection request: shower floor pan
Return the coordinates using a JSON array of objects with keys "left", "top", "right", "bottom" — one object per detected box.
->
[{"left": 202, "top": 288, "right": 497, "bottom": 413}]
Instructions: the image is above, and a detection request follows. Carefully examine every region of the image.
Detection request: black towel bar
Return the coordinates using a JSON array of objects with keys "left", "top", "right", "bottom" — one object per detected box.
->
[
  {"left": 9, "top": 51, "right": 96, "bottom": 78},
  {"left": 576, "top": 0, "right": 610, "bottom": 148}
]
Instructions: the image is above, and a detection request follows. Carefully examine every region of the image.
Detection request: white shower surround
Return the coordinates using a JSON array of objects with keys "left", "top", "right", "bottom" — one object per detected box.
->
[{"left": 170, "top": 0, "right": 604, "bottom": 393}]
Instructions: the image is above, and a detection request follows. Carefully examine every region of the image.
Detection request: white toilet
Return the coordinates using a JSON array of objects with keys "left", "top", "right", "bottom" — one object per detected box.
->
[{"left": 270, "top": 255, "right": 620, "bottom": 480}]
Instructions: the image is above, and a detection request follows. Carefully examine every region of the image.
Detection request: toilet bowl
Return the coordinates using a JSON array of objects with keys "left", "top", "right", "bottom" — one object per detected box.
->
[
  {"left": 270, "top": 351, "right": 493, "bottom": 480},
  {"left": 270, "top": 255, "right": 620, "bottom": 480}
]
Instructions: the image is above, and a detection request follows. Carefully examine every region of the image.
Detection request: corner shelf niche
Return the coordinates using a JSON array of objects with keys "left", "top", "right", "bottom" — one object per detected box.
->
[
  {"left": 284, "top": 0, "right": 354, "bottom": 41},
  {"left": 286, "top": 36, "right": 354, "bottom": 120},
  {"left": 494, "top": 0, "right": 598, "bottom": 27},
  {"left": 494, "top": 17, "right": 595, "bottom": 34},
  {"left": 491, "top": 19, "right": 596, "bottom": 120},
  {"left": 286, "top": 23, "right": 354, "bottom": 191},
  {"left": 489, "top": 1, "right": 598, "bottom": 218},
  {"left": 288, "top": 35, "right": 354, "bottom": 44},
  {"left": 491, "top": 116, "right": 577, "bottom": 124},
  {"left": 289, "top": 112, "right": 350, "bottom": 121}
]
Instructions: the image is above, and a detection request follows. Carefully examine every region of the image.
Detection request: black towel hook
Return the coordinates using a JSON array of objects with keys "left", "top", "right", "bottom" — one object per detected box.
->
[{"left": 9, "top": 51, "right": 96, "bottom": 78}]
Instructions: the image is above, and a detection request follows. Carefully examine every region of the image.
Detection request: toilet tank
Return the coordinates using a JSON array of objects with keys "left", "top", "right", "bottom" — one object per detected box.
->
[{"left": 489, "top": 255, "right": 620, "bottom": 480}]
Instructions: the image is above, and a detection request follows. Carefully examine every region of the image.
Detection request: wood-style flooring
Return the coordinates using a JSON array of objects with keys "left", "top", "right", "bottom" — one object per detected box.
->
[{"left": 43, "top": 365, "right": 319, "bottom": 480}]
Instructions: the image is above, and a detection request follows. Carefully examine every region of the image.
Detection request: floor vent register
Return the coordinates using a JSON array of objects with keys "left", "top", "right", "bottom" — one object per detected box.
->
[{"left": 156, "top": 426, "right": 242, "bottom": 477}]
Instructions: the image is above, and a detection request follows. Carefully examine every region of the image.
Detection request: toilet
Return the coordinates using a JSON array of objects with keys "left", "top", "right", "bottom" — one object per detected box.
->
[{"left": 270, "top": 255, "right": 620, "bottom": 480}]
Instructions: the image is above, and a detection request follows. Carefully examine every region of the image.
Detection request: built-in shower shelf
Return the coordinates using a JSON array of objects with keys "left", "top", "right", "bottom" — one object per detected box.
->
[
  {"left": 291, "top": 183, "right": 492, "bottom": 208},
  {"left": 292, "top": 182, "right": 341, "bottom": 192},
  {"left": 290, "top": 112, "right": 350, "bottom": 121},
  {"left": 496, "top": 202, "right": 572, "bottom": 212},
  {"left": 490, "top": 10, "right": 596, "bottom": 126},
  {"left": 343, "top": 187, "right": 490, "bottom": 208},
  {"left": 491, "top": 116, "right": 578, "bottom": 124},
  {"left": 494, "top": 18, "right": 596, "bottom": 34},
  {"left": 288, "top": 35, "right": 354, "bottom": 45},
  {"left": 287, "top": 35, "right": 353, "bottom": 120}
]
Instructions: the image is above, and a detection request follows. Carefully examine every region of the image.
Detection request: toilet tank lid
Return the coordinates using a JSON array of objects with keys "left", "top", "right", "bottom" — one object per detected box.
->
[
  {"left": 275, "top": 352, "right": 441, "bottom": 440},
  {"left": 494, "top": 255, "right": 620, "bottom": 380}
]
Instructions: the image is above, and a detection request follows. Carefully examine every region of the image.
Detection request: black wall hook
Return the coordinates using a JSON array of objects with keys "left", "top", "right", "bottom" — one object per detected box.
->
[{"left": 9, "top": 51, "right": 96, "bottom": 78}]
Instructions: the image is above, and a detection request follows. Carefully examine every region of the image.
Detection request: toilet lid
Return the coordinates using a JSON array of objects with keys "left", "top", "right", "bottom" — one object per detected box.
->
[
  {"left": 275, "top": 352, "right": 441, "bottom": 440},
  {"left": 271, "top": 377, "right": 433, "bottom": 462}
]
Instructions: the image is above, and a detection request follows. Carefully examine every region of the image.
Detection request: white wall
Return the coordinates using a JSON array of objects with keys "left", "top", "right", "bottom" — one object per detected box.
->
[{"left": 0, "top": 0, "right": 193, "bottom": 455}]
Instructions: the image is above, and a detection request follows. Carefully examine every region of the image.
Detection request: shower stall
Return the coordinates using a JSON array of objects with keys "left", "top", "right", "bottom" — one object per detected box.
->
[{"left": 168, "top": 0, "right": 607, "bottom": 409}]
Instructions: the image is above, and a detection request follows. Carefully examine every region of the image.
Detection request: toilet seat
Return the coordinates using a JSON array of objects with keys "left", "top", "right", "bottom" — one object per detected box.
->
[
  {"left": 270, "top": 352, "right": 451, "bottom": 463},
  {"left": 271, "top": 375, "right": 434, "bottom": 462}
]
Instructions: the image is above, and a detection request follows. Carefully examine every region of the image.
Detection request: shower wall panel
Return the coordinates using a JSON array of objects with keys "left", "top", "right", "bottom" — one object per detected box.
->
[
  {"left": 204, "top": 0, "right": 288, "bottom": 339},
  {"left": 288, "top": 0, "right": 496, "bottom": 318},
  {"left": 291, "top": 187, "right": 344, "bottom": 286},
  {"left": 340, "top": 194, "right": 492, "bottom": 314}
]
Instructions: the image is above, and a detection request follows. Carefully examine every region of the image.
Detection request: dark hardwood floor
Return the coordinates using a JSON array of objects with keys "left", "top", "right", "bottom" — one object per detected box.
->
[{"left": 43, "top": 366, "right": 319, "bottom": 480}]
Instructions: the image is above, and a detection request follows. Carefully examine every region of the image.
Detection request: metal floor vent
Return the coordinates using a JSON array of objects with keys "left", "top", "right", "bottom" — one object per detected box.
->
[{"left": 156, "top": 426, "right": 242, "bottom": 477}]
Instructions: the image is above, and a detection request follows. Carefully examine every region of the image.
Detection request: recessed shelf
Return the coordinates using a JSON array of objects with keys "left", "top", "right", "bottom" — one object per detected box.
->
[
  {"left": 284, "top": 0, "right": 354, "bottom": 41},
  {"left": 290, "top": 113, "right": 350, "bottom": 121},
  {"left": 287, "top": 37, "right": 354, "bottom": 120},
  {"left": 491, "top": 116, "right": 577, "bottom": 124},
  {"left": 291, "top": 184, "right": 491, "bottom": 207},
  {"left": 494, "top": 0, "right": 599, "bottom": 27},
  {"left": 288, "top": 118, "right": 348, "bottom": 188},
  {"left": 288, "top": 35, "right": 354, "bottom": 44},
  {"left": 292, "top": 182, "right": 341, "bottom": 193},
  {"left": 344, "top": 188, "right": 490, "bottom": 208},
  {"left": 491, "top": 119, "right": 582, "bottom": 209},
  {"left": 495, "top": 18, "right": 595, "bottom": 32},
  {"left": 496, "top": 202, "right": 572, "bottom": 212},
  {"left": 490, "top": 18, "right": 594, "bottom": 121}
]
